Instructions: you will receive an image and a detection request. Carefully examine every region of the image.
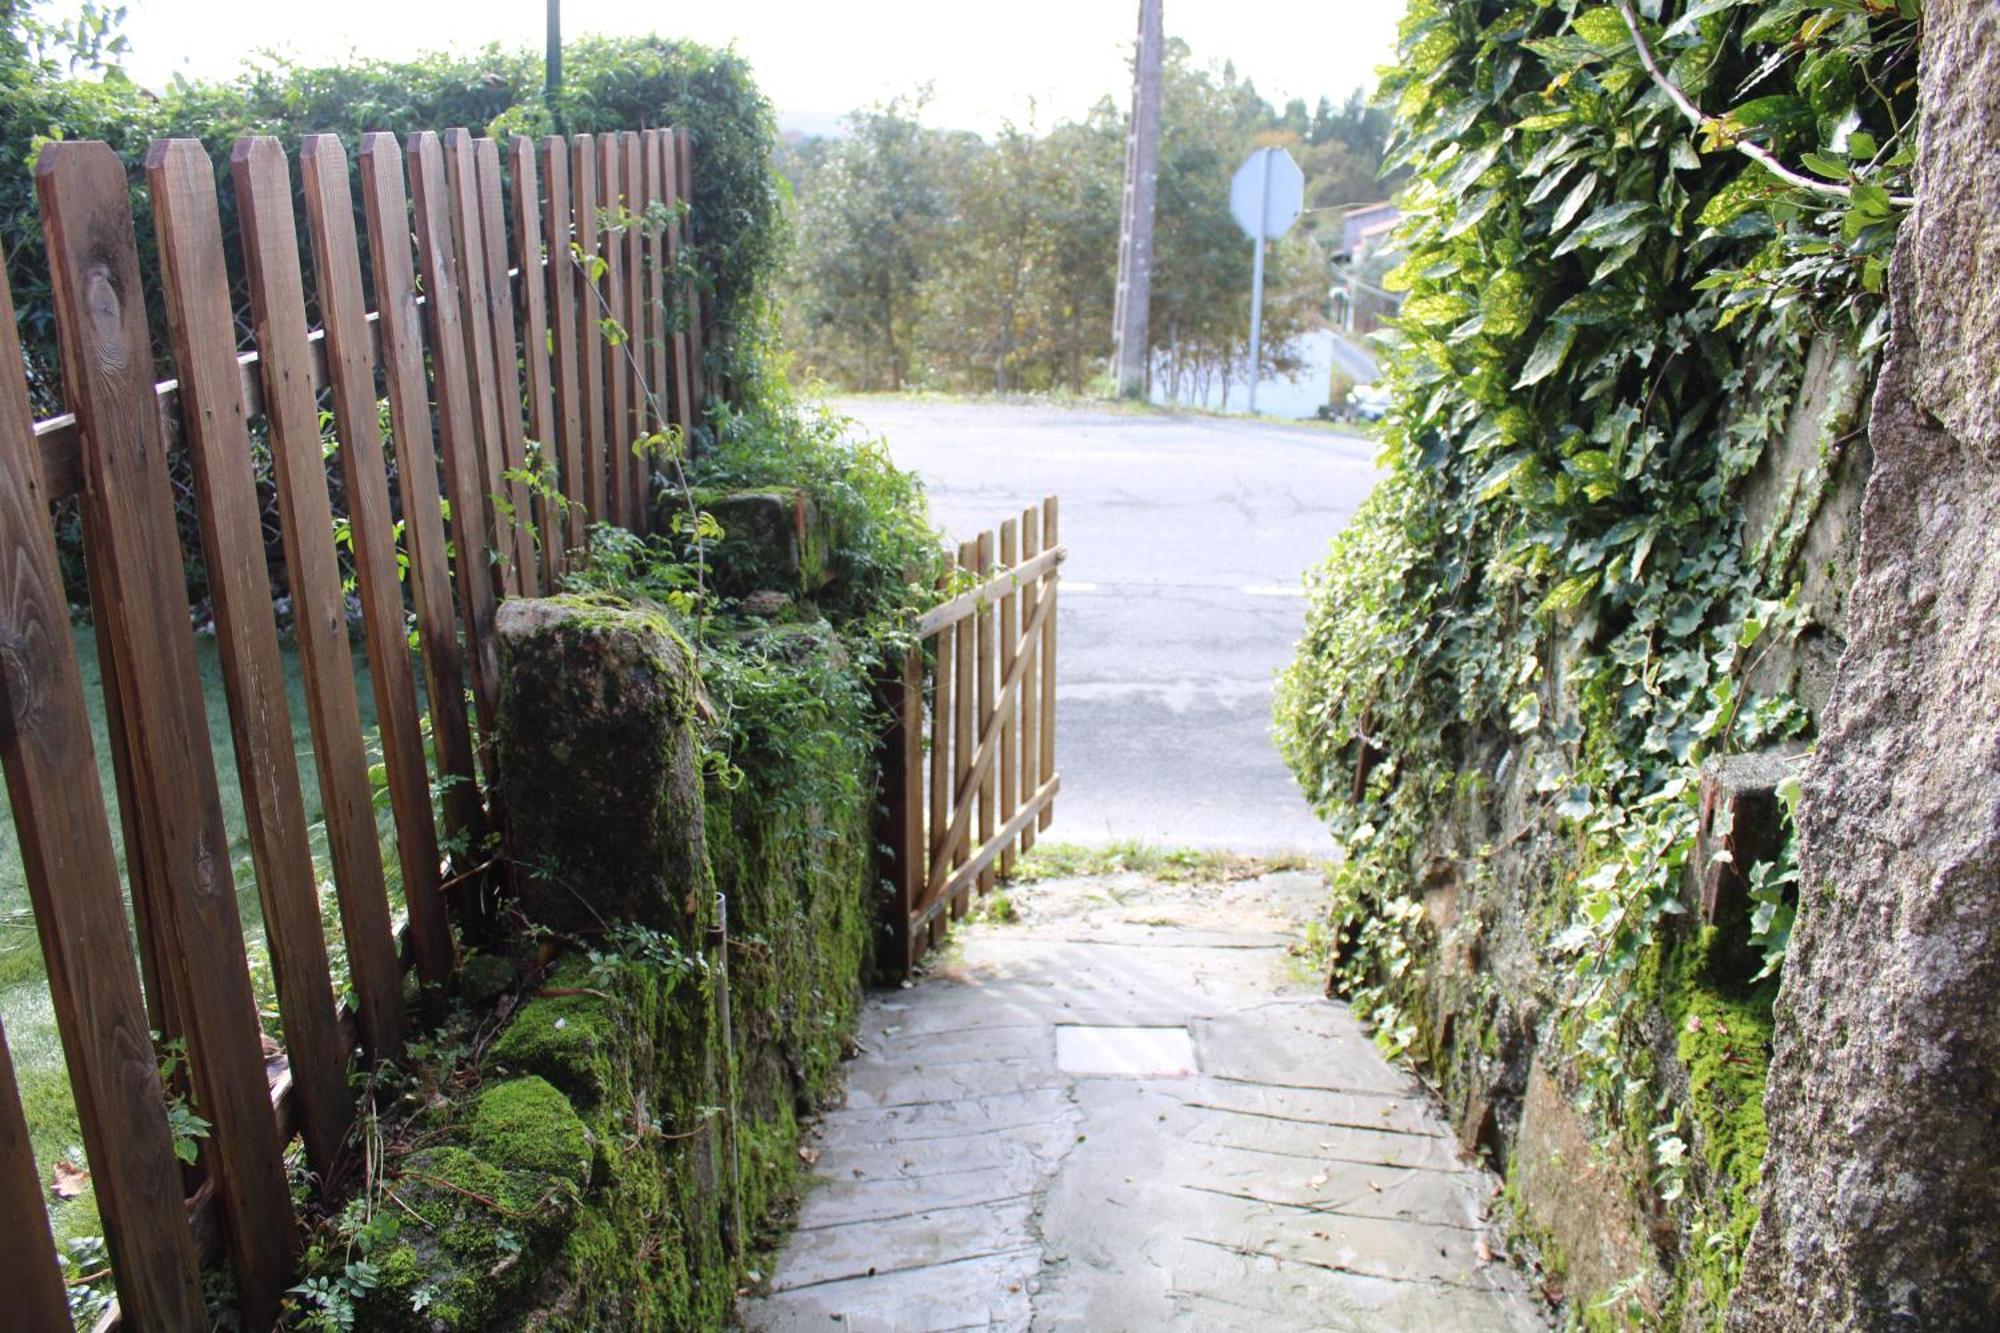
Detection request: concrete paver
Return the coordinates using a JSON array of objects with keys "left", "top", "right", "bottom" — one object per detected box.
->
[{"left": 739, "top": 872, "right": 1547, "bottom": 1332}]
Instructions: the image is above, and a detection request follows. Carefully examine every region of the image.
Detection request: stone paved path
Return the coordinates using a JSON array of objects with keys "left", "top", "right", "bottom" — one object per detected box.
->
[{"left": 740, "top": 871, "right": 1546, "bottom": 1332}]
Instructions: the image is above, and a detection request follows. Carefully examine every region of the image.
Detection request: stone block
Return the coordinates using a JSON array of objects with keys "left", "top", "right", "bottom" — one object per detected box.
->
[
  {"left": 697, "top": 489, "right": 829, "bottom": 599},
  {"left": 495, "top": 595, "right": 710, "bottom": 940}
]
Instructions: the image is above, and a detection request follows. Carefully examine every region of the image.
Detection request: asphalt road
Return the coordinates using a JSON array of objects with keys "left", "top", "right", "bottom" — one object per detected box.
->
[{"left": 839, "top": 398, "right": 1382, "bottom": 855}]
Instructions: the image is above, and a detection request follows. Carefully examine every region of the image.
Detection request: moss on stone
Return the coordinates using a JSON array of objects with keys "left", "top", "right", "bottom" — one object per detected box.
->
[
  {"left": 356, "top": 1143, "right": 580, "bottom": 1331},
  {"left": 488, "top": 977, "right": 618, "bottom": 1110},
  {"left": 471, "top": 1077, "right": 592, "bottom": 1181}
]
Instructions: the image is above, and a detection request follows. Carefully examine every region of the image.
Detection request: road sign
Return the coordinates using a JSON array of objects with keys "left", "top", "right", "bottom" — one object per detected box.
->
[
  {"left": 1229, "top": 147, "right": 1305, "bottom": 413},
  {"left": 1230, "top": 147, "right": 1304, "bottom": 242}
]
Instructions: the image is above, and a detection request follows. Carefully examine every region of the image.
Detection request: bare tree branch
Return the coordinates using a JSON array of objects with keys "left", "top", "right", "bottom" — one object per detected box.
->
[{"left": 1613, "top": 0, "right": 1916, "bottom": 208}]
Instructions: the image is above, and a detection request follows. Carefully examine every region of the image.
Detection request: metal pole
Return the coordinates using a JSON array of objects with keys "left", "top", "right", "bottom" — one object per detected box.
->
[{"left": 1247, "top": 148, "right": 1270, "bottom": 416}]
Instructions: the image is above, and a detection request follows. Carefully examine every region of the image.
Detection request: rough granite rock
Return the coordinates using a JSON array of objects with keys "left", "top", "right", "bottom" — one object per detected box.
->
[
  {"left": 1731, "top": 5, "right": 2000, "bottom": 1325},
  {"left": 495, "top": 595, "right": 710, "bottom": 939}
]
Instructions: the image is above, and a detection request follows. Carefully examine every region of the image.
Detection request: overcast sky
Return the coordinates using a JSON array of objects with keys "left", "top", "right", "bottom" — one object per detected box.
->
[{"left": 96, "top": 0, "right": 1402, "bottom": 135}]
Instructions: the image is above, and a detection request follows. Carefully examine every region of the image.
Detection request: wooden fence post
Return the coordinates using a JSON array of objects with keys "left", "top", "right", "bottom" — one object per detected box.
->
[
  {"left": 879, "top": 642, "right": 924, "bottom": 976},
  {"left": 1040, "top": 496, "right": 1060, "bottom": 831},
  {"left": 39, "top": 138, "right": 297, "bottom": 1327},
  {"left": 1019, "top": 504, "right": 1041, "bottom": 858},
  {"left": 0, "top": 239, "right": 206, "bottom": 1329},
  {"left": 926, "top": 566, "right": 954, "bottom": 958}
]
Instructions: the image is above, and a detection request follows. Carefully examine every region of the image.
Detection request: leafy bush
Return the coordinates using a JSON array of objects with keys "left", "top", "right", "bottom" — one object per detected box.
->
[{"left": 1275, "top": 0, "right": 1915, "bottom": 1315}]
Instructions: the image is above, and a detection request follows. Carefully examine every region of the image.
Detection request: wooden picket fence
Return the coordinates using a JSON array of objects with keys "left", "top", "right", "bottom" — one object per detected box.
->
[
  {"left": 882, "top": 500, "right": 1065, "bottom": 974},
  {"left": 0, "top": 124, "right": 705, "bottom": 1330}
]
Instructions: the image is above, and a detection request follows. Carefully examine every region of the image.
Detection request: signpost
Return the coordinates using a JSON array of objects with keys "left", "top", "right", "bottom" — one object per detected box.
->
[{"left": 1229, "top": 146, "right": 1304, "bottom": 414}]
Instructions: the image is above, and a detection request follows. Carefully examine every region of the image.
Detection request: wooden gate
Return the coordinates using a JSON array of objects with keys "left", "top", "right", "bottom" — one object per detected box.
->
[{"left": 882, "top": 498, "right": 1066, "bottom": 972}]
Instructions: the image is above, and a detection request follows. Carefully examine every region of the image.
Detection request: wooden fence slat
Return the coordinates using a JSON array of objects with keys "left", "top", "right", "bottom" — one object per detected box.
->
[
  {"left": 572, "top": 134, "right": 608, "bottom": 528},
  {"left": 407, "top": 130, "right": 505, "bottom": 749},
  {"left": 234, "top": 136, "right": 408, "bottom": 1079},
  {"left": 660, "top": 128, "right": 695, "bottom": 443},
  {"left": 998, "top": 519, "right": 1019, "bottom": 878},
  {"left": 1019, "top": 505, "right": 1041, "bottom": 859},
  {"left": 641, "top": 128, "right": 670, "bottom": 495},
  {"left": 474, "top": 137, "right": 541, "bottom": 596},
  {"left": 510, "top": 137, "right": 563, "bottom": 580},
  {"left": 441, "top": 129, "right": 516, "bottom": 599},
  {"left": 352, "top": 133, "right": 492, "bottom": 817},
  {"left": 975, "top": 530, "right": 997, "bottom": 897},
  {"left": 0, "top": 236, "right": 206, "bottom": 1330},
  {"left": 0, "top": 1014, "right": 71, "bottom": 1330},
  {"left": 597, "top": 132, "right": 631, "bottom": 530},
  {"left": 83, "top": 496, "right": 191, "bottom": 1109},
  {"left": 621, "top": 130, "right": 648, "bottom": 531},
  {"left": 149, "top": 138, "right": 352, "bottom": 1188},
  {"left": 675, "top": 129, "right": 707, "bottom": 409},
  {"left": 925, "top": 566, "right": 953, "bottom": 959},
  {"left": 296, "top": 135, "right": 458, "bottom": 994},
  {"left": 40, "top": 138, "right": 297, "bottom": 1328},
  {"left": 952, "top": 539, "right": 976, "bottom": 919},
  {"left": 1040, "top": 496, "right": 1059, "bottom": 832},
  {"left": 540, "top": 137, "right": 588, "bottom": 556}
]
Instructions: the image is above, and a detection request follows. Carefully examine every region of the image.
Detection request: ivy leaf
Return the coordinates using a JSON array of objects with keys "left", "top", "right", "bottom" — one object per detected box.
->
[
  {"left": 1552, "top": 170, "right": 1599, "bottom": 232},
  {"left": 1476, "top": 450, "right": 1532, "bottom": 500},
  {"left": 1515, "top": 323, "right": 1577, "bottom": 388}
]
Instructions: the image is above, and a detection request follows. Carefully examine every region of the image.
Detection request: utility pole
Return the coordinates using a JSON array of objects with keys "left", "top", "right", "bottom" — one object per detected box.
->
[
  {"left": 546, "top": 0, "right": 564, "bottom": 133},
  {"left": 1111, "top": 0, "right": 1163, "bottom": 399}
]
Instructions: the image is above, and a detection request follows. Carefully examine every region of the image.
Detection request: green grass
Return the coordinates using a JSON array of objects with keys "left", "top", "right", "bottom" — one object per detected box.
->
[
  {"left": 0, "top": 623, "right": 399, "bottom": 1251},
  {"left": 1000, "top": 840, "right": 1321, "bottom": 885}
]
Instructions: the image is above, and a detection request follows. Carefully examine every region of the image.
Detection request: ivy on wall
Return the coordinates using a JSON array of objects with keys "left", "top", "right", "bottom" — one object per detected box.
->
[{"left": 1276, "top": 0, "right": 1916, "bottom": 1317}]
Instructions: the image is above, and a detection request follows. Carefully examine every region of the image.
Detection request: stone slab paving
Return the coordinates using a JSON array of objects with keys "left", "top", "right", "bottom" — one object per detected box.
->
[{"left": 739, "top": 871, "right": 1547, "bottom": 1332}]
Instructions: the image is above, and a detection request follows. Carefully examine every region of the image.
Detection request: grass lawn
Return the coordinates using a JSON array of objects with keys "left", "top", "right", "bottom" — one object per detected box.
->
[{"left": 0, "top": 622, "right": 401, "bottom": 1252}]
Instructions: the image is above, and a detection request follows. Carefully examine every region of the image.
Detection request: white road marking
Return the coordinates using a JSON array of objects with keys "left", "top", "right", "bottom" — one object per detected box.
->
[{"left": 1241, "top": 584, "right": 1305, "bottom": 597}]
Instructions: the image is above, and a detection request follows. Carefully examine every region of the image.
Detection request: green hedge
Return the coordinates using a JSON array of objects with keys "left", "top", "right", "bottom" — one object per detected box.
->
[{"left": 1274, "top": 0, "right": 1914, "bottom": 1321}]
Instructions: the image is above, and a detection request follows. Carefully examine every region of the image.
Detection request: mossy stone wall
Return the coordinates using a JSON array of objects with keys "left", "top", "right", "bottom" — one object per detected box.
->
[{"left": 351, "top": 592, "right": 884, "bottom": 1330}]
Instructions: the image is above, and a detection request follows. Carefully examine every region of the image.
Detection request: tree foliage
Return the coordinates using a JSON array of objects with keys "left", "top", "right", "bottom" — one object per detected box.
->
[{"left": 780, "top": 46, "right": 1394, "bottom": 397}]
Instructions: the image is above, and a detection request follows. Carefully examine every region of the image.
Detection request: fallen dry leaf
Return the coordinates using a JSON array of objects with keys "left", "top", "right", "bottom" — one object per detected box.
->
[
  {"left": 1307, "top": 1170, "right": 1329, "bottom": 1188},
  {"left": 50, "top": 1159, "right": 89, "bottom": 1199}
]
